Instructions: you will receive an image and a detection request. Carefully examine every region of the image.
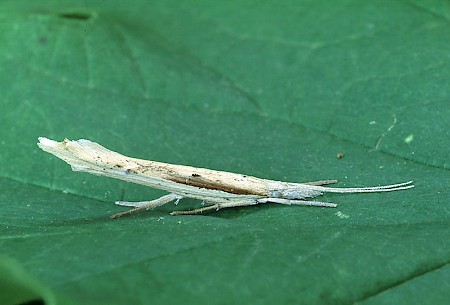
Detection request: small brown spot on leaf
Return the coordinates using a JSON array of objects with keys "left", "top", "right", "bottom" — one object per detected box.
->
[{"left": 38, "top": 36, "right": 47, "bottom": 45}]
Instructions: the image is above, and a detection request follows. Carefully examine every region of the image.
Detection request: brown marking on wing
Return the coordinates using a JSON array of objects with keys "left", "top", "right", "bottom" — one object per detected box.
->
[{"left": 166, "top": 174, "right": 262, "bottom": 195}]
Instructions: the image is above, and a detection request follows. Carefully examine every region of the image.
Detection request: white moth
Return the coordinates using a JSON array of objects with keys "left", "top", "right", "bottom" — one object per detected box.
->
[{"left": 37, "top": 137, "right": 414, "bottom": 218}]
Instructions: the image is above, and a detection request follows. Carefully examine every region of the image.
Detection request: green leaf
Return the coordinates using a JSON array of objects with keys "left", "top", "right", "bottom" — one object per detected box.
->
[
  {"left": 1, "top": 1, "right": 449, "bottom": 304},
  {"left": 0, "top": 256, "right": 48, "bottom": 305}
]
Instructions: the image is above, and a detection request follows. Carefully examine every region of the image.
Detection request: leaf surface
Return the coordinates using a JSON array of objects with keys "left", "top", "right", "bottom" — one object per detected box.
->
[{"left": 0, "top": 1, "right": 449, "bottom": 304}]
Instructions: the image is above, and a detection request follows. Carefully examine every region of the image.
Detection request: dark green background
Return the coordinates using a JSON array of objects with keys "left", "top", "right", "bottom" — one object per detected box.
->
[{"left": 0, "top": 1, "right": 449, "bottom": 304}]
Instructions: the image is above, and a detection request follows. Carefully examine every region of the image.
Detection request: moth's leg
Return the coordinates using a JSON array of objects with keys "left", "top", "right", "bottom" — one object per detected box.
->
[
  {"left": 115, "top": 194, "right": 182, "bottom": 208},
  {"left": 170, "top": 203, "right": 220, "bottom": 215},
  {"left": 303, "top": 180, "right": 338, "bottom": 186},
  {"left": 258, "top": 198, "right": 337, "bottom": 208},
  {"left": 111, "top": 193, "right": 183, "bottom": 219},
  {"left": 170, "top": 199, "right": 258, "bottom": 215}
]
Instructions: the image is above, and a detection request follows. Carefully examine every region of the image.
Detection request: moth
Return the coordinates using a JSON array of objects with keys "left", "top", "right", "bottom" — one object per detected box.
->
[{"left": 37, "top": 137, "right": 413, "bottom": 218}]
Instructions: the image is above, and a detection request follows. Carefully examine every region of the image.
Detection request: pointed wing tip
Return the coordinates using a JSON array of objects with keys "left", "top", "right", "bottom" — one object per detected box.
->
[
  {"left": 37, "top": 136, "right": 55, "bottom": 146},
  {"left": 37, "top": 137, "right": 62, "bottom": 152},
  {"left": 38, "top": 137, "right": 78, "bottom": 149}
]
